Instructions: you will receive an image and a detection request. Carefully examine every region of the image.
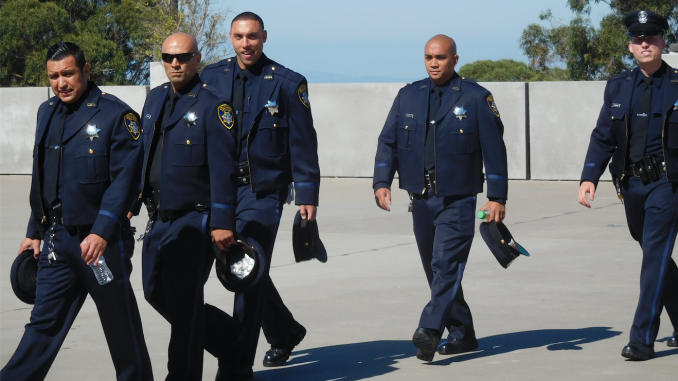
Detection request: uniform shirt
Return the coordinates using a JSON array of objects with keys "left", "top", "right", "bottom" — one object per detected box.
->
[
  {"left": 40, "top": 86, "right": 90, "bottom": 208},
  {"left": 630, "top": 63, "right": 667, "bottom": 160},
  {"left": 147, "top": 74, "right": 201, "bottom": 192},
  {"left": 425, "top": 75, "right": 455, "bottom": 172},
  {"left": 233, "top": 58, "right": 266, "bottom": 162}
]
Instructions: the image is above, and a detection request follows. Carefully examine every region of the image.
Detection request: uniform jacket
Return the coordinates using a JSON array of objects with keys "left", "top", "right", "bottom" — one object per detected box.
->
[
  {"left": 27, "top": 83, "right": 143, "bottom": 242},
  {"left": 200, "top": 54, "right": 321, "bottom": 206},
  {"left": 581, "top": 63, "right": 678, "bottom": 185},
  {"left": 373, "top": 75, "right": 508, "bottom": 199},
  {"left": 134, "top": 79, "right": 239, "bottom": 231}
]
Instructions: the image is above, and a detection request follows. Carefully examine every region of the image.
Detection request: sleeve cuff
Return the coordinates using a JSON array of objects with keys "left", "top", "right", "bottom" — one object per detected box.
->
[
  {"left": 488, "top": 197, "right": 506, "bottom": 205},
  {"left": 90, "top": 211, "right": 121, "bottom": 243},
  {"left": 210, "top": 204, "right": 236, "bottom": 231},
  {"left": 294, "top": 185, "right": 319, "bottom": 206},
  {"left": 373, "top": 181, "right": 391, "bottom": 192}
]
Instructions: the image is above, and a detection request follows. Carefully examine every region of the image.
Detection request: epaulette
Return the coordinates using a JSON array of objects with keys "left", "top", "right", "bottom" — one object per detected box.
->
[
  {"left": 461, "top": 76, "right": 479, "bottom": 85},
  {"left": 98, "top": 91, "right": 127, "bottom": 108},
  {"left": 609, "top": 69, "right": 634, "bottom": 83},
  {"left": 404, "top": 78, "right": 428, "bottom": 90},
  {"left": 202, "top": 57, "right": 235, "bottom": 72}
]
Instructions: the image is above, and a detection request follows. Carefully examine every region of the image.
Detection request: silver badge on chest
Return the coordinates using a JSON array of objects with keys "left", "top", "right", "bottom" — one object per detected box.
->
[
  {"left": 453, "top": 106, "right": 467, "bottom": 121},
  {"left": 184, "top": 112, "right": 199, "bottom": 127},
  {"left": 265, "top": 100, "right": 279, "bottom": 115},
  {"left": 85, "top": 124, "right": 100, "bottom": 141}
]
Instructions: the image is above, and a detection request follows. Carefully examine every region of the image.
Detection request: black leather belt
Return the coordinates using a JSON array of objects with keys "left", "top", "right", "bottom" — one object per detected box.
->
[
  {"left": 238, "top": 161, "right": 250, "bottom": 187},
  {"left": 626, "top": 156, "right": 665, "bottom": 185},
  {"left": 157, "top": 204, "right": 209, "bottom": 221}
]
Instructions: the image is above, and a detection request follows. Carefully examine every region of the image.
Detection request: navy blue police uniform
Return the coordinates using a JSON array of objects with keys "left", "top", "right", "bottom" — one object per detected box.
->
[
  {"left": 132, "top": 75, "right": 243, "bottom": 380},
  {"left": 580, "top": 64, "right": 678, "bottom": 351},
  {"left": 1, "top": 82, "right": 153, "bottom": 381},
  {"left": 373, "top": 72, "right": 508, "bottom": 357},
  {"left": 201, "top": 53, "right": 320, "bottom": 367}
]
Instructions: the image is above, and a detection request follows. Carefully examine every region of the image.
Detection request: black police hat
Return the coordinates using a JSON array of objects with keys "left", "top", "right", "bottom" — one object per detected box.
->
[
  {"left": 292, "top": 210, "right": 327, "bottom": 263},
  {"left": 212, "top": 233, "right": 267, "bottom": 292},
  {"left": 11, "top": 250, "right": 39, "bottom": 304},
  {"left": 479, "top": 221, "right": 530, "bottom": 269},
  {"left": 625, "top": 10, "right": 669, "bottom": 37}
]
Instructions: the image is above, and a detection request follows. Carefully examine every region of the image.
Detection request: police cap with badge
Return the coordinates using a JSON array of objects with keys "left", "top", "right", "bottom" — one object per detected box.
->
[
  {"left": 624, "top": 10, "right": 669, "bottom": 37},
  {"left": 212, "top": 233, "right": 267, "bottom": 292},
  {"left": 10, "top": 250, "right": 39, "bottom": 304}
]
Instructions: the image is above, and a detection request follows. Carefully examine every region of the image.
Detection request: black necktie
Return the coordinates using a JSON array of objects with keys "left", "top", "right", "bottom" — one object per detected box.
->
[
  {"left": 629, "top": 77, "right": 653, "bottom": 162},
  {"left": 425, "top": 88, "right": 442, "bottom": 171},
  {"left": 149, "top": 92, "right": 179, "bottom": 194},
  {"left": 44, "top": 105, "right": 67, "bottom": 207},
  {"left": 233, "top": 71, "right": 247, "bottom": 158}
]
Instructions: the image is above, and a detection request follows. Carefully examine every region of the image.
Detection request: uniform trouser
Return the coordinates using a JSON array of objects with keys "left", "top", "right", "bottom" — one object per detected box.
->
[
  {"left": 142, "top": 211, "right": 241, "bottom": 381},
  {"left": 233, "top": 186, "right": 297, "bottom": 367},
  {"left": 621, "top": 173, "right": 678, "bottom": 347},
  {"left": 412, "top": 191, "right": 477, "bottom": 340},
  {"left": 1, "top": 224, "right": 152, "bottom": 381}
]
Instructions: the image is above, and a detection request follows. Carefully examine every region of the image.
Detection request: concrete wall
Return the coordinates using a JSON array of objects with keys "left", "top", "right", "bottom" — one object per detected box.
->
[
  {"left": 0, "top": 80, "right": 635, "bottom": 180},
  {"left": 0, "top": 88, "right": 49, "bottom": 174},
  {"left": 529, "top": 81, "right": 608, "bottom": 181}
]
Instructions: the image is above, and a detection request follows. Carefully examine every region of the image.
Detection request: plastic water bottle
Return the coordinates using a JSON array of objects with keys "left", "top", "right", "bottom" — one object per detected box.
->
[
  {"left": 91, "top": 258, "right": 114, "bottom": 285},
  {"left": 477, "top": 210, "right": 491, "bottom": 222}
]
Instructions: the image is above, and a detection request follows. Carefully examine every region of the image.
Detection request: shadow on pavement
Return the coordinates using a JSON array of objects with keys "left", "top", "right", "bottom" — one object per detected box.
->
[
  {"left": 431, "top": 326, "right": 622, "bottom": 366},
  {"left": 252, "top": 327, "right": 625, "bottom": 380}
]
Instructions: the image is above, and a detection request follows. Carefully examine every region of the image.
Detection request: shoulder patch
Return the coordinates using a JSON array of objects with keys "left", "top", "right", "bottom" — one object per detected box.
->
[
  {"left": 298, "top": 84, "right": 310, "bottom": 108},
  {"left": 218, "top": 104, "right": 234, "bottom": 129},
  {"left": 487, "top": 95, "right": 500, "bottom": 117},
  {"left": 125, "top": 113, "right": 140, "bottom": 140}
]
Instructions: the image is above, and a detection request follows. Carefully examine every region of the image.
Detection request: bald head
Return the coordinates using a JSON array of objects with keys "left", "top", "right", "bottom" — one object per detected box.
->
[
  {"left": 426, "top": 34, "right": 457, "bottom": 56},
  {"left": 163, "top": 32, "right": 199, "bottom": 53},
  {"left": 162, "top": 32, "right": 201, "bottom": 92},
  {"left": 424, "top": 34, "right": 459, "bottom": 86}
]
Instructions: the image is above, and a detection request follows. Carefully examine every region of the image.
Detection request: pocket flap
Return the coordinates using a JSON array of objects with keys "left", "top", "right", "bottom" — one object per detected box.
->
[
  {"left": 611, "top": 108, "right": 627, "bottom": 120},
  {"left": 76, "top": 143, "right": 107, "bottom": 158}
]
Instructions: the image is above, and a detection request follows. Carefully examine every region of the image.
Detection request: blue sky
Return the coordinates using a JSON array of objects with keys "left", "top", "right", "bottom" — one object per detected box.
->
[{"left": 216, "top": 0, "right": 610, "bottom": 83}]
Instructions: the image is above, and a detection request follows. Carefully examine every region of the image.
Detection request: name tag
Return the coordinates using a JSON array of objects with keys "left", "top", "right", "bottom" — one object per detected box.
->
[
  {"left": 611, "top": 103, "right": 621, "bottom": 108},
  {"left": 405, "top": 114, "right": 414, "bottom": 118}
]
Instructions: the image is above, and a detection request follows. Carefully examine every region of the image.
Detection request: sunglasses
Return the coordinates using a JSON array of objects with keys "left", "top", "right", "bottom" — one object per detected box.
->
[{"left": 161, "top": 52, "right": 199, "bottom": 63}]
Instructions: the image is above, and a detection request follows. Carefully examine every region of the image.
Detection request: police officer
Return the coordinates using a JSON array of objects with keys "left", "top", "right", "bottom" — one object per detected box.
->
[
  {"left": 201, "top": 11, "right": 320, "bottom": 376},
  {"left": 578, "top": 10, "right": 678, "bottom": 360},
  {"left": 130, "top": 32, "right": 243, "bottom": 380},
  {"left": 1, "top": 42, "right": 153, "bottom": 381},
  {"left": 373, "top": 35, "right": 508, "bottom": 362}
]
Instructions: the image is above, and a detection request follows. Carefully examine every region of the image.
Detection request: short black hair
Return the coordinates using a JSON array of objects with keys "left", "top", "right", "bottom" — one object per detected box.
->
[
  {"left": 231, "top": 12, "right": 264, "bottom": 30},
  {"left": 45, "top": 42, "right": 87, "bottom": 70}
]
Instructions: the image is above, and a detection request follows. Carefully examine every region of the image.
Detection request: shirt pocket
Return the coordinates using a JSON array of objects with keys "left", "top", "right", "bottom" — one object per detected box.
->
[
  {"left": 76, "top": 143, "right": 108, "bottom": 184},
  {"left": 172, "top": 138, "right": 205, "bottom": 167},
  {"left": 258, "top": 115, "right": 289, "bottom": 157},
  {"left": 397, "top": 117, "right": 417, "bottom": 151},
  {"left": 610, "top": 107, "right": 627, "bottom": 143},
  {"left": 446, "top": 122, "right": 475, "bottom": 154}
]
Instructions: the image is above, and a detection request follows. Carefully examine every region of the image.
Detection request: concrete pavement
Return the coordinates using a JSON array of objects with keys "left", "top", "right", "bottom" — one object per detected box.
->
[{"left": 1, "top": 176, "right": 676, "bottom": 380}]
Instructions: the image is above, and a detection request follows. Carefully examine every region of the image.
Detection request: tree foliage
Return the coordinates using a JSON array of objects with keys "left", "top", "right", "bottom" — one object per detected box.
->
[
  {"left": 0, "top": 0, "right": 232, "bottom": 87},
  {"left": 520, "top": 0, "right": 678, "bottom": 80},
  {"left": 458, "top": 59, "right": 567, "bottom": 82}
]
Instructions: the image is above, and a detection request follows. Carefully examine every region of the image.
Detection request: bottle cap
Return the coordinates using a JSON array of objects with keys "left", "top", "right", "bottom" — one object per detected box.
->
[{"left": 477, "top": 210, "right": 487, "bottom": 219}]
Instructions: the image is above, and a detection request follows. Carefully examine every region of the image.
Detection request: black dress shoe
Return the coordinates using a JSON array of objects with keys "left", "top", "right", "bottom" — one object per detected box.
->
[
  {"left": 437, "top": 337, "right": 479, "bottom": 355},
  {"left": 412, "top": 328, "right": 442, "bottom": 362},
  {"left": 668, "top": 331, "right": 677, "bottom": 348},
  {"left": 215, "top": 366, "right": 253, "bottom": 381},
  {"left": 621, "top": 341, "right": 655, "bottom": 361},
  {"left": 262, "top": 324, "right": 307, "bottom": 367}
]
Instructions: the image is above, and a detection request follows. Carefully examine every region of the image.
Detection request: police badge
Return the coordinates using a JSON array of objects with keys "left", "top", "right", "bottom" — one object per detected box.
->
[
  {"left": 125, "top": 113, "right": 140, "bottom": 140},
  {"left": 265, "top": 100, "right": 279, "bottom": 115},
  {"left": 218, "top": 104, "right": 234, "bottom": 129},
  {"left": 85, "top": 124, "right": 100, "bottom": 141},
  {"left": 184, "top": 111, "right": 199, "bottom": 127},
  {"left": 453, "top": 106, "right": 467, "bottom": 121},
  {"left": 639, "top": 10, "right": 648, "bottom": 24},
  {"left": 298, "top": 84, "right": 310, "bottom": 108},
  {"left": 487, "top": 95, "right": 500, "bottom": 117}
]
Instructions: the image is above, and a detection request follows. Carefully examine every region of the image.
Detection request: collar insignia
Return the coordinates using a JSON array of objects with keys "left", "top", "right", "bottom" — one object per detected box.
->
[
  {"left": 265, "top": 100, "right": 279, "bottom": 115},
  {"left": 184, "top": 112, "right": 199, "bottom": 127},
  {"left": 85, "top": 125, "right": 100, "bottom": 141},
  {"left": 453, "top": 106, "right": 468, "bottom": 121}
]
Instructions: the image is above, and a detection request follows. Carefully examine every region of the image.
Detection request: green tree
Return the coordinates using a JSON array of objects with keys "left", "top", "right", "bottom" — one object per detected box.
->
[
  {"left": 458, "top": 59, "right": 567, "bottom": 82},
  {"left": 520, "top": 0, "right": 677, "bottom": 80},
  {"left": 0, "top": 0, "right": 232, "bottom": 87}
]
